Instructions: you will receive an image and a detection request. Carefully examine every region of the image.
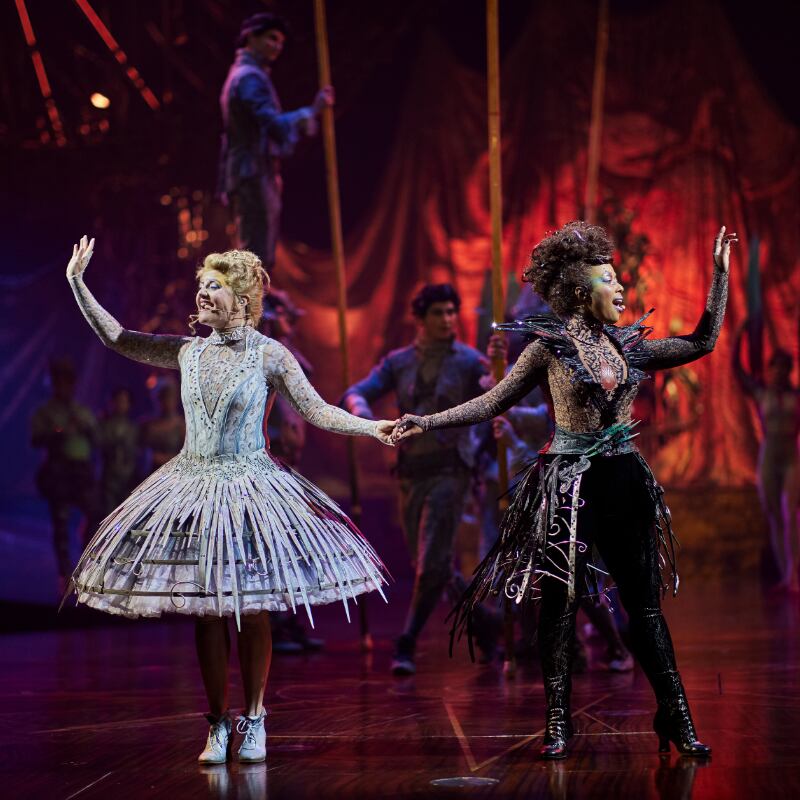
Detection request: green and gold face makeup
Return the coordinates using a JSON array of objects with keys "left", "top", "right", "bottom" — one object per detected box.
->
[{"left": 586, "top": 263, "right": 625, "bottom": 324}]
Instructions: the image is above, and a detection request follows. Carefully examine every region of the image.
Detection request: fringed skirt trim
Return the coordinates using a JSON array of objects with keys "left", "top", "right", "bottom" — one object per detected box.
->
[{"left": 68, "top": 449, "right": 388, "bottom": 628}]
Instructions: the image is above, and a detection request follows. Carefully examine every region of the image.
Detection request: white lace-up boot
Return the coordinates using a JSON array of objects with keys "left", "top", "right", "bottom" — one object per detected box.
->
[
  {"left": 198, "top": 711, "right": 232, "bottom": 764},
  {"left": 236, "top": 709, "right": 268, "bottom": 763}
]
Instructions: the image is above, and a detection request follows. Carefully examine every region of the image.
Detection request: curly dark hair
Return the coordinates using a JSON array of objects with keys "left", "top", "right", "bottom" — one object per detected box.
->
[
  {"left": 522, "top": 221, "right": 615, "bottom": 316},
  {"left": 411, "top": 283, "right": 461, "bottom": 318}
]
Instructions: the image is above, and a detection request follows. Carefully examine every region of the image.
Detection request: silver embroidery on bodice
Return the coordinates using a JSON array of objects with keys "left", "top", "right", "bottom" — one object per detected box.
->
[{"left": 183, "top": 329, "right": 269, "bottom": 457}]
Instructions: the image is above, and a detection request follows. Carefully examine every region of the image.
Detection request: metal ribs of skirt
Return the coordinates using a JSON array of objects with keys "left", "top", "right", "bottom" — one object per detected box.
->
[{"left": 447, "top": 420, "right": 679, "bottom": 659}]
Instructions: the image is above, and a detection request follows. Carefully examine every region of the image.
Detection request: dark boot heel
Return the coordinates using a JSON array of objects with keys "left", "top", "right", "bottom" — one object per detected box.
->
[
  {"left": 652, "top": 671, "right": 712, "bottom": 758},
  {"left": 654, "top": 708, "right": 671, "bottom": 752}
]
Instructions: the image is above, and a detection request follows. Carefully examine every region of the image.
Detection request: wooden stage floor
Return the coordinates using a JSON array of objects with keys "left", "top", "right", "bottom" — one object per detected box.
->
[{"left": 2, "top": 579, "right": 800, "bottom": 799}]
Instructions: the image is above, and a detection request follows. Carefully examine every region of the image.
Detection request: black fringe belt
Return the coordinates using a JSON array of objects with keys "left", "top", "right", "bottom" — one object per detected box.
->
[{"left": 448, "top": 421, "right": 679, "bottom": 660}]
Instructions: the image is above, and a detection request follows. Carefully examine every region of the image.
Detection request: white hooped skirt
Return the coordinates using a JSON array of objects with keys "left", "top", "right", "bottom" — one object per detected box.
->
[{"left": 69, "top": 449, "right": 388, "bottom": 628}]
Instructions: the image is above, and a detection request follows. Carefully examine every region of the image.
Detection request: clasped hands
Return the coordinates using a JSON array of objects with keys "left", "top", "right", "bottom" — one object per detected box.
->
[{"left": 374, "top": 415, "right": 425, "bottom": 446}]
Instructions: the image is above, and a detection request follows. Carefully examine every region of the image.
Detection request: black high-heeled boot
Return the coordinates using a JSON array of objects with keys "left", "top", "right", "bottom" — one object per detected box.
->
[
  {"left": 628, "top": 605, "right": 711, "bottom": 757},
  {"left": 651, "top": 670, "right": 711, "bottom": 757},
  {"left": 541, "top": 675, "right": 574, "bottom": 759},
  {"left": 538, "top": 608, "right": 576, "bottom": 760}
]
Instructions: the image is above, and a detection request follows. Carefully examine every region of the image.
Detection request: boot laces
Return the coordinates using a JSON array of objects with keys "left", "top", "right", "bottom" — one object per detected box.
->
[
  {"left": 208, "top": 718, "right": 228, "bottom": 748},
  {"left": 236, "top": 714, "right": 263, "bottom": 748}
]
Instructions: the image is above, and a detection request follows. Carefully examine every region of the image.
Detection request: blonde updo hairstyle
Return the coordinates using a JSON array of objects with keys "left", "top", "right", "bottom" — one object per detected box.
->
[{"left": 191, "top": 249, "right": 270, "bottom": 332}]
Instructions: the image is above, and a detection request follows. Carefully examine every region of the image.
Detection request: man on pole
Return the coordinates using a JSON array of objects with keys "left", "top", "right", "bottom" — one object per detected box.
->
[{"left": 218, "top": 12, "right": 333, "bottom": 268}]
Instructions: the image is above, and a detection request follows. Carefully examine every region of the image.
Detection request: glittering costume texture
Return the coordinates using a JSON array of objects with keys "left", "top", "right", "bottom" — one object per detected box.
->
[
  {"left": 395, "top": 270, "right": 728, "bottom": 655},
  {"left": 402, "top": 268, "right": 727, "bottom": 435},
  {"left": 67, "top": 276, "right": 386, "bottom": 626}
]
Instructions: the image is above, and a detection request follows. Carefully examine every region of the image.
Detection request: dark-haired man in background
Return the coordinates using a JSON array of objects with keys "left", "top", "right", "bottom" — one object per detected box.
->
[
  {"left": 343, "top": 284, "right": 497, "bottom": 675},
  {"left": 218, "top": 12, "right": 334, "bottom": 268}
]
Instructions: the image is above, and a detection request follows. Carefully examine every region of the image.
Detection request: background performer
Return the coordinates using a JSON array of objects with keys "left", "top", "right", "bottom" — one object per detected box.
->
[
  {"left": 734, "top": 341, "right": 800, "bottom": 591},
  {"left": 31, "top": 357, "right": 97, "bottom": 593},
  {"left": 218, "top": 12, "right": 334, "bottom": 268},
  {"left": 343, "top": 284, "right": 499, "bottom": 675}
]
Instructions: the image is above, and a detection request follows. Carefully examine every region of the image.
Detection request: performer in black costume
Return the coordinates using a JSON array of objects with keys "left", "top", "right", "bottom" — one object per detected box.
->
[{"left": 394, "top": 221, "right": 736, "bottom": 759}]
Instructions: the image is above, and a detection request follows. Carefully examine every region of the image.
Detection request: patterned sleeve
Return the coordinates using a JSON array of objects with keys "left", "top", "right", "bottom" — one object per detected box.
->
[
  {"left": 637, "top": 268, "right": 729, "bottom": 371},
  {"left": 69, "top": 275, "right": 191, "bottom": 369},
  {"left": 402, "top": 341, "right": 549, "bottom": 431},
  {"left": 263, "top": 339, "right": 379, "bottom": 437}
]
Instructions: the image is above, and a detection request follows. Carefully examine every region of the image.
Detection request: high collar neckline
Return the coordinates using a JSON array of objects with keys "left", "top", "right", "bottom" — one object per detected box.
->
[{"left": 208, "top": 325, "right": 249, "bottom": 345}]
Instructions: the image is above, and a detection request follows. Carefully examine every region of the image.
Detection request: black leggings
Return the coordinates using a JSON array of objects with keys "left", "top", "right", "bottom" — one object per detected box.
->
[{"left": 538, "top": 454, "right": 678, "bottom": 693}]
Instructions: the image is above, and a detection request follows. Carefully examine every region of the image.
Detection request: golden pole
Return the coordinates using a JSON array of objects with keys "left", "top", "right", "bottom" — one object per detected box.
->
[
  {"left": 486, "top": 0, "right": 514, "bottom": 676},
  {"left": 584, "top": 0, "right": 609, "bottom": 223},
  {"left": 313, "top": 0, "right": 371, "bottom": 649}
]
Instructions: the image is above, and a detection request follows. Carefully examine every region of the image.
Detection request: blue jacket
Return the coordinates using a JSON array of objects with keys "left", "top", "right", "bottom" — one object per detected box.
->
[
  {"left": 218, "top": 49, "right": 312, "bottom": 194},
  {"left": 342, "top": 340, "right": 487, "bottom": 470}
]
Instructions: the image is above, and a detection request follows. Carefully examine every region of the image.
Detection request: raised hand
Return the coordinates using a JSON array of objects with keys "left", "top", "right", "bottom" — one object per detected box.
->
[
  {"left": 67, "top": 235, "right": 95, "bottom": 280},
  {"left": 374, "top": 420, "right": 397, "bottom": 446},
  {"left": 713, "top": 225, "right": 737, "bottom": 273}
]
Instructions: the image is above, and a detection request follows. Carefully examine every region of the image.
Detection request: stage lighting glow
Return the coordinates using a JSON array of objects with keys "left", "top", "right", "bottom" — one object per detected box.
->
[{"left": 90, "top": 92, "right": 110, "bottom": 109}]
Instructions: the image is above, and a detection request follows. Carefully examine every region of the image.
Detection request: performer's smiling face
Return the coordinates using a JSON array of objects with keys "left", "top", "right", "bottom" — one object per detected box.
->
[
  {"left": 196, "top": 270, "right": 246, "bottom": 329},
  {"left": 248, "top": 28, "right": 286, "bottom": 65},
  {"left": 584, "top": 263, "right": 625, "bottom": 325},
  {"left": 421, "top": 301, "right": 458, "bottom": 341}
]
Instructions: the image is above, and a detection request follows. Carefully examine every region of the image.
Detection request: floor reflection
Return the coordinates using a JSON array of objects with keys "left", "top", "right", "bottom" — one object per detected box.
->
[{"left": 199, "top": 763, "right": 268, "bottom": 799}]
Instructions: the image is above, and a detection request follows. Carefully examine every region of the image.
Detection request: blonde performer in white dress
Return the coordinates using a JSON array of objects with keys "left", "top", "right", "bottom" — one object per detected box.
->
[{"left": 65, "top": 237, "right": 395, "bottom": 764}]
